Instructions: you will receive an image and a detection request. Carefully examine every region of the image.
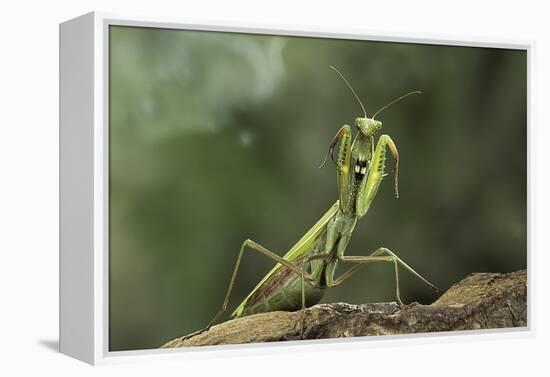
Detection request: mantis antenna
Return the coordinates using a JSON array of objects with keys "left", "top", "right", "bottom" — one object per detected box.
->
[
  {"left": 329, "top": 66, "right": 367, "bottom": 119},
  {"left": 372, "top": 91, "right": 422, "bottom": 119}
]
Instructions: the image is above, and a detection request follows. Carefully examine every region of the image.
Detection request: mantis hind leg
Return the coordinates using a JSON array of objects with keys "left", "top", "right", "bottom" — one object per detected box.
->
[
  {"left": 182, "top": 239, "right": 310, "bottom": 341},
  {"left": 331, "top": 247, "right": 443, "bottom": 306}
]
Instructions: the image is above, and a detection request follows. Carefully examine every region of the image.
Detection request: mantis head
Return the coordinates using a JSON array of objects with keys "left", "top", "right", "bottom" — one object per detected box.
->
[{"left": 354, "top": 117, "right": 382, "bottom": 137}]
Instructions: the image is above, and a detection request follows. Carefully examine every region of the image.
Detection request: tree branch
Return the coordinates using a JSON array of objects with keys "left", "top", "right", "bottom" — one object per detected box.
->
[{"left": 161, "top": 270, "right": 526, "bottom": 348}]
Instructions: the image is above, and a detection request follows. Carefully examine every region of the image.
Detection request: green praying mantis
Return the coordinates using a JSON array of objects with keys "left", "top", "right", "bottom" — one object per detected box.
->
[{"left": 187, "top": 66, "right": 442, "bottom": 340}]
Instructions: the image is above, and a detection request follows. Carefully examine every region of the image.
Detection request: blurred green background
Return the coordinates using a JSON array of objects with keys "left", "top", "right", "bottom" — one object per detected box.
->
[{"left": 108, "top": 25, "right": 527, "bottom": 351}]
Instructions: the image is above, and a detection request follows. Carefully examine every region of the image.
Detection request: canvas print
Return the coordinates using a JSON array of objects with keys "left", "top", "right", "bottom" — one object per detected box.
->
[{"left": 108, "top": 25, "right": 527, "bottom": 351}]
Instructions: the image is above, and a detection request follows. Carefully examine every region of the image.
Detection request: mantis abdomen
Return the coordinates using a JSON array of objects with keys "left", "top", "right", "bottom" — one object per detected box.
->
[
  {"left": 235, "top": 238, "right": 330, "bottom": 316},
  {"left": 238, "top": 259, "right": 327, "bottom": 317}
]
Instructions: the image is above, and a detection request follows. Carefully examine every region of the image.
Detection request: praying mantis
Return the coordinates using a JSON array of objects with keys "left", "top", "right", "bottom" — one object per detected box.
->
[{"left": 187, "top": 66, "right": 442, "bottom": 340}]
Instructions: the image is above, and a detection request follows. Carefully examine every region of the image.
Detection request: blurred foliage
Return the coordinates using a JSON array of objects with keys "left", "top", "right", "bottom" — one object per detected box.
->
[{"left": 108, "top": 26, "right": 527, "bottom": 351}]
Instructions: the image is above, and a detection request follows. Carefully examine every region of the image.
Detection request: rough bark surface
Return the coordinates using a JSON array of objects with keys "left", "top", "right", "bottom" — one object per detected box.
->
[{"left": 161, "top": 270, "right": 526, "bottom": 348}]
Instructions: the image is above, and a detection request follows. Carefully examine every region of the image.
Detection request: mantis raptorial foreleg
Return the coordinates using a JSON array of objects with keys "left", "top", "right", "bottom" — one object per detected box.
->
[
  {"left": 320, "top": 124, "right": 353, "bottom": 212},
  {"left": 356, "top": 134, "right": 400, "bottom": 217}
]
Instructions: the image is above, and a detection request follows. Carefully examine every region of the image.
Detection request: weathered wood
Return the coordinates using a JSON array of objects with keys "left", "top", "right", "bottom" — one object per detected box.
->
[{"left": 161, "top": 270, "right": 527, "bottom": 348}]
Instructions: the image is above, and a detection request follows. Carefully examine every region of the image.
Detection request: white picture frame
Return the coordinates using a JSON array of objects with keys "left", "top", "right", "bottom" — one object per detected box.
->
[{"left": 59, "top": 11, "right": 533, "bottom": 365}]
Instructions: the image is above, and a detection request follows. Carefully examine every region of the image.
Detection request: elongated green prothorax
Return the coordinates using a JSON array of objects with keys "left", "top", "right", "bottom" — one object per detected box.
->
[{"left": 182, "top": 67, "right": 441, "bottom": 342}]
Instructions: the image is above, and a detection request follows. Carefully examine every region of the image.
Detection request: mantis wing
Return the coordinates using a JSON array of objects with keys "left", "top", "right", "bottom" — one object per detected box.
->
[{"left": 231, "top": 200, "right": 339, "bottom": 317}]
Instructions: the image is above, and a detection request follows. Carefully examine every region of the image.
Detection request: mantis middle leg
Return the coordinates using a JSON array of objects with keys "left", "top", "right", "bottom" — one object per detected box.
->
[{"left": 327, "top": 247, "right": 442, "bottom": 306}]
